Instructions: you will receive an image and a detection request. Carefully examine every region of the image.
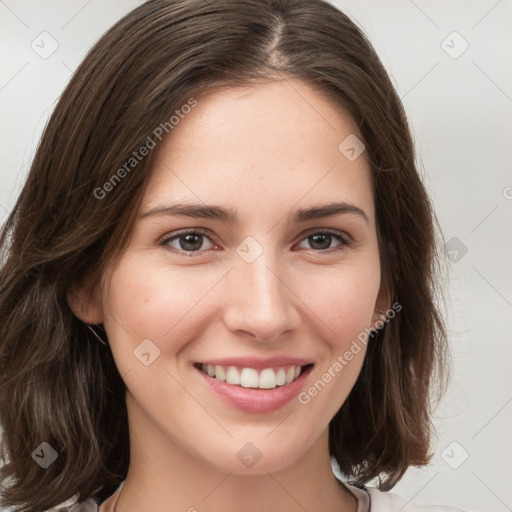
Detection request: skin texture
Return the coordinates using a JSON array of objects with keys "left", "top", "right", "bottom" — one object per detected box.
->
[{"left": 72, "top": 78, "right": 389, "bottom": 511}]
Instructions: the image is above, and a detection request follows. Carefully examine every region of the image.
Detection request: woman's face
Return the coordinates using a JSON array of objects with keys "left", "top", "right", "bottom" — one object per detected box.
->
[{"left": 84, "top": 78, "right": 386, "bottom": 475}]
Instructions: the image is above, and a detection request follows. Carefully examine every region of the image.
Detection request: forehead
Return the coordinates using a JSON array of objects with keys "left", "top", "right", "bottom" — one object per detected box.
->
[{"left": 142, "top": 78, "right": 374, "bottom": 225}]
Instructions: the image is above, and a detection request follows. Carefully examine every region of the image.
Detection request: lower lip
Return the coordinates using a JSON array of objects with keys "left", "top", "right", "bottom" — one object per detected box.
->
[{"left": 195, "top": 364, "right": 314, "bottom": 414}]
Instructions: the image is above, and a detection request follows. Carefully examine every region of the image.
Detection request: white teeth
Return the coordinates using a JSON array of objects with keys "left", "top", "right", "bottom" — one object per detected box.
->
[
  {"left": 258, "top": 368, "right": 277, "bottom": 389},
  {"left": 215, "top": 365, "right": 226, "bottom": 381},
  {"left": 240, "top": 368, "right": 258, "bottom": 388},
  {"left": 200, "top": 363, "right": 305, "bottom": 389},
  {"left": 225, "top": 366, "right": 241, "bottom": 385}
]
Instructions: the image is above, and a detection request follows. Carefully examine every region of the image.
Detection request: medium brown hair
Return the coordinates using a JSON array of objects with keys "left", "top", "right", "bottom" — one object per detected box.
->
[{"left": 0, "top": 0, "right": 449, "bottom": 509}]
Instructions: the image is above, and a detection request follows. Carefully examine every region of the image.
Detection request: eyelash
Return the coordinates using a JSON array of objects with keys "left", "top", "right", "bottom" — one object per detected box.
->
[{"left": 158, "top": 228, "right": 353, "bottom": 257}]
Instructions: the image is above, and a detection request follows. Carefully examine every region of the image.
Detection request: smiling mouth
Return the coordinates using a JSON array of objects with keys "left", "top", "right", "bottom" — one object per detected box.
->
[{"left": 193, "top": 362, "right": 314, "bottom": 390}]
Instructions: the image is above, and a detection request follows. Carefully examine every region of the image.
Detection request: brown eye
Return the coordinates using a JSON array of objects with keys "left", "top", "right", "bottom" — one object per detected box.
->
[
  {"left": 160, "top": 229, "right": 216, "bottom": 256},
  {"left": 296, "top": 230, "right": 352, "bottom": 252}
]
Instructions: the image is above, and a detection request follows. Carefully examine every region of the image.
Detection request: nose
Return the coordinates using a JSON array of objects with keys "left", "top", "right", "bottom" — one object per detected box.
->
[{"left": 222, "top": 248, "right": 301, "bottom": 342}]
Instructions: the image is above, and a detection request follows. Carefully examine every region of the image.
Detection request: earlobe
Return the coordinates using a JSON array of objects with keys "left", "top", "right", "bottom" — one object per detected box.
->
[
  {"left": 66, "top": 281, "right": 104, "bottom": 324},
  {"left": 370, "top": 309, "right": 386, "bottom": 332},
  {"left": 369, "top": 288, "right": 392, "bottom": 332}
]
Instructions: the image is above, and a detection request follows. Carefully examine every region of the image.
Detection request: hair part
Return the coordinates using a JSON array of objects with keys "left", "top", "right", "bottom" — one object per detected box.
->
[{"left": 0, "top": 0, "right": 449, "bottom": 509}]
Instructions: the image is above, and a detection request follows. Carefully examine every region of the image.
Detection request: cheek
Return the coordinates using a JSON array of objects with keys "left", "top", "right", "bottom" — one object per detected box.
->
[
  {"left": 294, "top": 266, "right": 379, "bottom": 424},
  {"left": 298, "top": 260, "right": 381, "bottom": 344},
  {"left": 102, "top": 256, "right": 217, "bottom": 352}
]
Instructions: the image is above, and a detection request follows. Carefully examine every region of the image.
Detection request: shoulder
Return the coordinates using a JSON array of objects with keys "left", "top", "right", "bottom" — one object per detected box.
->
[
  {"left": 364, "top": 485, "right": 473, "bottom": 512},
  {"left": 42, "top": 495, "right": 99, "bottom": 512}
]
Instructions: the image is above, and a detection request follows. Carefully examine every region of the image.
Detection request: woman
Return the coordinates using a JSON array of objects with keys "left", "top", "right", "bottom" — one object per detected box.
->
[{"left": 0, "top": 0, "right": 463, "bottom": 510}]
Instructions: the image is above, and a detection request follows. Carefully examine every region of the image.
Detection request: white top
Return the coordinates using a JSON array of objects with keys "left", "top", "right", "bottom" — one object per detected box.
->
[{"left": 45, "top": 476, "right": 472, "bottom": 511}]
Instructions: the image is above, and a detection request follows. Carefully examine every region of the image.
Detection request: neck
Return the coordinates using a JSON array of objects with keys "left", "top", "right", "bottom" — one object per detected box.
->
[{"left": 111, "top": 394, "right": 357, "bottom": 512}]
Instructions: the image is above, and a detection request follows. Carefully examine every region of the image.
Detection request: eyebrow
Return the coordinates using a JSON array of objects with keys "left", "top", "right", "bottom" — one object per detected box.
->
[{"left": 140, "top": 201, "right": 369, "bottom": 225}]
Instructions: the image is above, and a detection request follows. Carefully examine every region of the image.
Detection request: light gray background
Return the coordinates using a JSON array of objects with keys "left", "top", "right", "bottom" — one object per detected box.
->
[{"left": 1, "top": 1, "right": 511, "bottom": 511}]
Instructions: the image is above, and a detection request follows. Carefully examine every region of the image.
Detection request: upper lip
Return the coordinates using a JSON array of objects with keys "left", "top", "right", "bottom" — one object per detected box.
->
[{"left": 195, "top": 356, "right": 314, "bottom": 370}]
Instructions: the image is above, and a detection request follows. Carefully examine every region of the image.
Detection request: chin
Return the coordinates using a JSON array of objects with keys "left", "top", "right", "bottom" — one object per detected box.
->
[{"left": 199, "top": 434, "right": 313, "bottom": 476}]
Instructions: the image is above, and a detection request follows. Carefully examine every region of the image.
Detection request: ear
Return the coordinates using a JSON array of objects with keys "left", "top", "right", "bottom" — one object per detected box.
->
[
  {"left": 66, "top": 275, "right": 104, "bottom": 324},
  {"left": 369, "top": 285, "right": 392, "bottom": 332}
]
